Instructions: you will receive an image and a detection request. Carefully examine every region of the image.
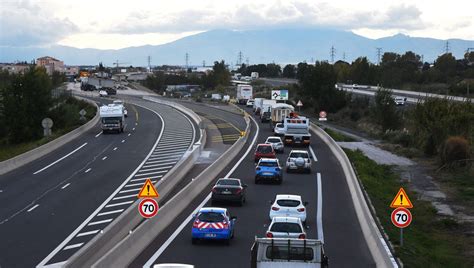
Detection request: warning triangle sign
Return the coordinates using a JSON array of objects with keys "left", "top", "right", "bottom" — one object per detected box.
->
[
  {"left": 137, "top": 179, "right": 159, "bottom": 198},
  {"left": 390, "top": 187, "right": 413, "bottom": 208}
]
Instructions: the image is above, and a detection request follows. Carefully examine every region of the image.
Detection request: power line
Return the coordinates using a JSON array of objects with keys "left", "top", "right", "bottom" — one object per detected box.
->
[
  {"left": 342, "top": 52, "right": 346, "bottom": 62},
  {"left": 330, "top": 46, "right": 336, "bottom": 63},
  {"left": 147, "top": 56, "right": 151, "bottom": 71},
  {"left": 237, "top": 51, "right": 243, "bottom": 66},
  {"left": 202, "top": 60, "right": 206, "bottom": 67},
  {"left": 376, "top": 48, "right": 382, "bottom": 65}
]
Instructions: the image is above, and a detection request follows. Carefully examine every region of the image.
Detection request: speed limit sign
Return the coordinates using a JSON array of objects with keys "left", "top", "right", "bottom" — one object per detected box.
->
[
  {"left": 391, "top": 207, "right": 412, "bottom": 228},
  {"left": 138, "top": 198, "right": 159, "bottom": 218}
]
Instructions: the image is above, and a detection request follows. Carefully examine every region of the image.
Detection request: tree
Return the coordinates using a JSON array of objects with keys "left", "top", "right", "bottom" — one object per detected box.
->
[
  {"left": 210, "top": 60, "right": 231, "bottom": 88},
  {"left": 282, "top": 64, "right": 296, "bottom": 78},
  {"left": 372, "top": 88, "right": 401, "bottom": 132},
  {"left": 350, "top": 57, "right": 371, "bottom": 84},
  {"left": 265, "top": 63, "right": 282, "bottom": 77},
  {"left": 2, "top": 67, "right": 53, "bottom": 143},
  {"left": 434, "top": 53, "right": 457, "bottom": 82}
]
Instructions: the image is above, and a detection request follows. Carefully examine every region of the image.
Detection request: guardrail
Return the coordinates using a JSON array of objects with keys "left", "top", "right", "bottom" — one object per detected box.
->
[
  {"left": 0, "top": 96, "right": 99, "bottom": 175},
  {"left": 66, "top": 97, "right": 207, "bottom": 267},
  {"left": 310, "top": 123, "right": 398, "bottom": 268},
  {"left": 92, "top": 115, "right": 251, "bottom": 267}
]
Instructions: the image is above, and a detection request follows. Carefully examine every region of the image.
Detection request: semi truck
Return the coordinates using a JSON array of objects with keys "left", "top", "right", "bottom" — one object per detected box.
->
[
  {"left": 236, "top": 84, "right": 253, "bottom": 104},
  {"left": 260, "top": 100, "right": 277, "bottom": 123},
  {"left": 251, "top": 237, "right": 328, "bottom": 268},
  {"left": 99, "top": 104, "right": 125, "bottom": 133},
  {"left": 271, "top": 103, "right": 294, "bottom": 125},
  {"left": 282, "top": 113, "right": 311, "bottom": 146}
]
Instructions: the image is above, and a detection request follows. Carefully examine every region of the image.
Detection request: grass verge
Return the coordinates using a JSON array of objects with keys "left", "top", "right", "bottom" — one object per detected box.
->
[
  {"left": 323, "top": 127, "right": 356, "bottom": 142},
  {"left": 345, "top": 148, "right": 472, "bottom": 267}
]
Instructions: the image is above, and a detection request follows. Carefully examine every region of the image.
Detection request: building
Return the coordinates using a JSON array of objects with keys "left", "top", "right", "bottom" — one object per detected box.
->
[
  {"left": 36, "top": 56, "right": 64, "bottom": 75},
  {"left": 0, "top": 63, "right": 31, "bottom": 74}
]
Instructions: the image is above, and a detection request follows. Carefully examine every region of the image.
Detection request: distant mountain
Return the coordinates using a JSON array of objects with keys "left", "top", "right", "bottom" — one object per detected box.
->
[{"left": 1, "top": 29, "right": 472, "bottom": 66}]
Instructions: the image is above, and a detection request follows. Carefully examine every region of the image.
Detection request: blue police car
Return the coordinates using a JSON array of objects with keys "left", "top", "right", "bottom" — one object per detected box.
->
[
  {"left": 255, "top": 158, "right": 283, "bottom": 184},
  {"left": 191, "top": 207, "right": 236, "bottom": 245}
]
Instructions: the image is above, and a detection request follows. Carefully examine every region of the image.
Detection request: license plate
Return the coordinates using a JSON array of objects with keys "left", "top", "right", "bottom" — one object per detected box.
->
[
  {"left": 263, "top": 172, "right": 273, "bottom": 176},
  {"left": 222, "top": 191, "right": 231, "bottom": 194},
  {"left": 205, "top": 233, "right": 216, "bottom": 238}
]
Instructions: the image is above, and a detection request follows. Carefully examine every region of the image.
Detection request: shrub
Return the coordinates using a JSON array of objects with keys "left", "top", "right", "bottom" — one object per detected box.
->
[{"left": 441, "top": 136, "right": 471, "bottom": 167}]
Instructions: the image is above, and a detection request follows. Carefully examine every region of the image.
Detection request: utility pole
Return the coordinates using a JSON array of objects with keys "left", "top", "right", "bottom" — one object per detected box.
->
[
  {"left": 246, "top": 57, "right": 249, "bottom": 66},
  {"left": 342, "top": 52, "right": 346, "bottom": 62},
  {"left": 185, "top": 52, "right": 189, "bottom": 70},
  {"left": 376, "top": 47, "right": 382, "bottom": 65},
  {"left": 330, "top": 46, "right": 336, "bottom": 63},
  {"left": 237, "top": 51, "right": 243, "bottom": 66}
]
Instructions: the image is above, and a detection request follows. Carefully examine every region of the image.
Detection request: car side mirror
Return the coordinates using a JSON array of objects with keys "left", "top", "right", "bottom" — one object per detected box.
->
[{"left": 304, "top": 201, "right": 309, "bottom": 206}]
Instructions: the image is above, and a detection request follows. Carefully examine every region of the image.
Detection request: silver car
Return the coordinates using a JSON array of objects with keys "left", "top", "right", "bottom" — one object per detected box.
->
[
  {"left": 265, "top": 136, "right": 284, "bottom": 153},
  {"left": 266, "top": 217, "right": 306, "bottom": 239}
]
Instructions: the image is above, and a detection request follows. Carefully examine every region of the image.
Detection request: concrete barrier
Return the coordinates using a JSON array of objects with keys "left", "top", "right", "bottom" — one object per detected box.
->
[
  {"left": 0, "top": 96, "right": 99, "bottom": 175},
  {"left": 66, "top": 98, "right": 206, "bottom": 268},
  {"left": 310, "top": 123, "right": 397, "bottom": 268},
  {"left": 92, "top": 110, "right": 251, "bottom": 267}
]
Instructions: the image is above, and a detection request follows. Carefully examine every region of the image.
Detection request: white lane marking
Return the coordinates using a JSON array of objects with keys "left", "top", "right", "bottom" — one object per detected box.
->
[
  {"left": 121, "top": 140, "right": 125, "bottom": 143},
  {"left": 87, "top": 219, "right": 113, "bottom": 226},
  {"left": 142, "top": 162, "right": 177, "bottom": 169},
  {"left": 132, "top": 128, "right": 135, "bottom": 131},
  {"left": 27, "top": 204, "right": 39, "bottom": 212},
  {"left": 76, "top": 230, "right": 100, "bottom": 237},
  {"left": 33, "top": 143, "right": 88, "bottom": 174},
  {"left": 113, "top": 147, "right": 118, "bottom": 151},
  {"left": 62, "top": 243, "right": 84, "bottom": 251},
  {"left": 135, "top": 122, "right": 138, "bottom": 125},
  {"left": 144, "top": 159, "right": 177, "bottom": 165},
  {"left": 138, "top": 166, "right": 173, "bottom": 173},
  {"left": 317, "top": 173, "right": 324, "bottom": 243},
  {"left": 144, "top": 115, "right": 259, "bottom": 267},
  {"left": 134, "top": 170, "right": 168, "bottom": 177},
  {"left": 95, "top": 132, "right": 102, "bottom": 138},
  {"left": 84, "top": 168, "right": 92, "bottom": 173},
  {"left": 151, "top": 152, "right": 185, "bottom": 157},
  {"left": 97, "top": 209, "right": 124, "bottom": 217},
  {"left": 105, "top": 200, "right": 134, "bottom": 208},
  {"left": 128, "top": 133, "right": 131, "bottom": 137},
  {"left": 102, "top": 156, "right": 107, "bottom": 160},
  {"left": 125, "top": 181, "right": 157, "bottom": 187},
  {"left": 119, "top": 188, "right": 142, "bottom": 193},
  {"left": 61, "top": 183, "right": 71, "bottom": 190},
  {"left": 37, "top": 105, "right": 165, "bottom": 268},
  {"left": 309, "top": 146, "right": 318, "bottom": 162},
  {"left": 112, "top": 194, "right": 137, "bottom": 200},
  {"left": 147, "top": 156, "right": 181, "bottom": 161}
]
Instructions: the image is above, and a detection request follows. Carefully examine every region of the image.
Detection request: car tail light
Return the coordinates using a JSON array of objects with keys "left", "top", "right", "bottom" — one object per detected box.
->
[
  {"left": 266, "top": 232, "right": 273, "bottom": 238},
  {"left": 235, "top": 188, "right": 242, "bottom": 194},
  {"left": 211, "top": 187, "right": 217, "bottom": 193},
  {"left": 298, "top": 234, "right": 306, "bottom": 239},
  {"left": 222, "top": 221, "right": 229, "bottom": 229},
  {"left": 193, "top": 221, "right": 200, "bottom": 228},
  {"left": 297, "top": 208, "right": 305, "bottom": 212},
  {"left": 303, "top": 140, "right": 310, "bottom": 143},
  {"left": 271, "top": 206, "right": 280, "bottom": 211}
]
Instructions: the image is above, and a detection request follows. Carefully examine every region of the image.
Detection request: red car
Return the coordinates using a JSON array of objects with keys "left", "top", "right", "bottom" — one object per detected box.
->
[{"left": 254, "top": 144, "right": 276, "bottom": 162}]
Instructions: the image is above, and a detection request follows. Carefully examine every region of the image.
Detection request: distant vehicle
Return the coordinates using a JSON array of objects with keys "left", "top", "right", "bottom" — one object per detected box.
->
[
  {"left": 246, "top": 99, "right": 255, "bottom": 107},
  {"left": 254, "top": 144, "right": 276, "bottom": 162},
  {"left": 236, "top": 84, "right": 253, "bottom": 104},
  {"left": 250, "top": 237, "right": 328, "bottom": 268},
  {"left": 191, "top": 207, "right": 236, "bottom": 245},
  {"left": 271, "top": 103, "right": 294, "bottom": 125},
  {"left": 261, "top": 100, "right": 277, "bottom": 123},
  {"left": 105, "top": 87, "right": 117, "bottom": 95},
  {"left": 286, "top": 150, "right": 312, "bottom": 173},
  {"left": 233, "top": 73, "right": 242, "bottom": 80},
  {"left": 99, "top": 90, "right": 108, "bottom": 97},
  {"left": 223, "top": 95, "right": 230, "bottom": 102},
  {"left": 269, "top": 194, "right": 307, "bottom": 223},
  {"left": 265, "top": 217, "right": 306, "bottom": 239},
  {"left": 253, "top": 98, "right": 264, "bottom": 115},
  {"left": 251, "top": 72, "right": 259, "bottom": 80},
  {"left": 282, "top": 113, "right": 311, "bottom": 146},
  {"left": 273, "top": 123, "right": 285, "bottom": 136},
  {"left": 99, "top": 104, "right": 125, "bottom": 133},
  {"left": 255, "top": 158, "right": 283, "bottom": 184},
  {"left": 265, "top": 136, "right": 284, "bottom": 153},
  {"left": 211, "top": 178, "right": 247, "bottom": 206},
  {"left": 394, "top": 96, "right": 407, "bottom": 105}
]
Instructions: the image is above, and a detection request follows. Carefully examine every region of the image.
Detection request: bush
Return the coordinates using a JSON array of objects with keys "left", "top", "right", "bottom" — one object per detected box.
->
[{"left": 441, "top": 136, "right": 471, "bottom": 167}]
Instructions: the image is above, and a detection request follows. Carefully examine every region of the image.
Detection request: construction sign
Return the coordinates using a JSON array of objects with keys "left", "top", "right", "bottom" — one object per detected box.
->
[
  {"left": 137, "top": 179, "right": 159, "bottom": 198},
  {"left": 390, "top": 187, "right": 413, "bottom": 208}
]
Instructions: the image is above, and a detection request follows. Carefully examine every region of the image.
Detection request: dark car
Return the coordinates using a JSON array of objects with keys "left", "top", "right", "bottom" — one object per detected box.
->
[
  {"left": 254, "top": 144, "right": 276, "bottom": 162},
  {"left": 104, "top": 87, "right": 117, "bottom": 95},
  {"left": 211, "top": 178, "right": 247, "bottom": 206}
]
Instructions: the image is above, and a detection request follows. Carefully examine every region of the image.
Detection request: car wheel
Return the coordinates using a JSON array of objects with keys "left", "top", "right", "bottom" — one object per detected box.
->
[{"left": 192, "top": 238, "right": 198, "bottom": 245}]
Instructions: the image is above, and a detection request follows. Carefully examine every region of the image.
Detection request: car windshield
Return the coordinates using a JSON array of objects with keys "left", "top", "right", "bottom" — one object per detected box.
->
[
  {"left": 289, "top": 152, "right": 308, "bottom": 158},
  {"left": 217, "top": 179, "right": 239, "bottom": 186},
  {"left": 270, "top": 222, "right": 302, "bottom": 233},
  {"left": 259, "top": 161, "right": 278, "bottom": 167},
  {"left": 277, "top": 199, "right": 301, "bottom": 207},
  {"left": 267, "top": 138, "right": 280, "bottom": 143},
  {"left": 257, "top": 146, "right": 273, "bottom": 153},
  {"left": 102, "top": 117, "right": 121, "bottom": 124},
  {"left": 198, "top": 212, "right": 225, "bottom": 222}
]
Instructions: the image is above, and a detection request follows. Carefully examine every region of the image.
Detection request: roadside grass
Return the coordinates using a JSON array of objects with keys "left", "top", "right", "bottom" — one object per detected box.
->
[
  {"left": 323, "top": 127, "right": 356, "bottom": 142},
  {"left": 345, "top": 149, "right": 472, "bottom": 267},
  {"left": 436, "top": 168, "right": 474, "bottom": 210}
]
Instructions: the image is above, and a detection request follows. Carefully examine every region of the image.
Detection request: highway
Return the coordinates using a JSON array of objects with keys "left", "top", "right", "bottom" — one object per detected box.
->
[
  {"left": 132, "top": 104, "right": 375, "bottom": 267},
  {"left": 0, "top": 96, "right": 198, "bottom": 267}
]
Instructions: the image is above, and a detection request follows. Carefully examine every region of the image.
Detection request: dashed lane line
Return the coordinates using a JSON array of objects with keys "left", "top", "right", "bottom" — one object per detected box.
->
[
  {"left": 33, "top": 143, "right": 88, "bottom": 175},
  {"left": 27, "top": 204, "right": 39, "bottom": 212},
  {"left": 61, "top": 183, "right": 71, "bottom": 190}
]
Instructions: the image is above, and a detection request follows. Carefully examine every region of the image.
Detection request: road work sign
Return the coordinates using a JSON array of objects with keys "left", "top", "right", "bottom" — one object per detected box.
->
[
  {"left": 138, "top": 198, "right": 159, "bottom": 218},
  {"left": 137, "top": 179, "right": 159, "bottom": 198},
  {"left": 390, "top": 187, "right": 413, "bottom": 208}
]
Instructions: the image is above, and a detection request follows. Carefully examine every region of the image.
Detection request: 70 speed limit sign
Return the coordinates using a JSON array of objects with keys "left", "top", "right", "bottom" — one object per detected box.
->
[
  {"left": 391, "top": 207, "right": 412, "bottom": 228},
  {"left": 138, "top": 198, "right": 159, "bottom": 218}
]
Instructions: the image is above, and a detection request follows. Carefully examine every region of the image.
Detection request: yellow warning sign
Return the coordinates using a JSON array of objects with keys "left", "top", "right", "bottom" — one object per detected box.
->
[
  {"left": 137, "top": 179, "right": 159, "bottom": 198},
  {"left": 240, "top": 131, "right": 246, "bottom": 137},
  {"left": 390, "top": 187, "right": 413, "bottom": 208}
]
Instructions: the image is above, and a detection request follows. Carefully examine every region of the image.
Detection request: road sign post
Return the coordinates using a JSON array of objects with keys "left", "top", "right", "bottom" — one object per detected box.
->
[
  {"left": 390, "top": 188, "right": 413, "bottom": 247},
  {"left": 296, "top": 100, "right": 303, "bottom": 112}
]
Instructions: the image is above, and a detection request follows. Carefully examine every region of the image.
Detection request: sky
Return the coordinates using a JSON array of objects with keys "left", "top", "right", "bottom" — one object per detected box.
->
[{"left": 0, "top": 0, "right": 473, "bottom": 50}]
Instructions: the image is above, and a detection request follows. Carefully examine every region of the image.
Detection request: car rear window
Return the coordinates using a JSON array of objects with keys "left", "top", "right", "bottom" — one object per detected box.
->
[
  {"left": 259, "top": 161, "right": 278, "bottom": 167},
  {"left": 257, "top": 146, "right": 273, "bottom": 153},
  {"left": 267, "top": 138, "right": 280, "bottom": 143},
  {"left": 265, "top": 246, "right": 314, "bottom": 261},
  {"left": 198, "top": 212, "right": 225, "bottom": 222},
  {"left": 289, "top": 152, "right": 308, "bottom": 158},
  {"left": 270, "top": 222, "right": 302, "bottom": 233},
  {"left": 217, "top": 179, "right": 239, "bottom": 186},
  {"left": 277, "top": 199, "right": 301, "bottom": 207}
]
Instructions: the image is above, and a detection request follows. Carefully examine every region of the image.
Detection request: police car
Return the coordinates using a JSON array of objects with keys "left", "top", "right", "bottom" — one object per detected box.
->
[{"left": 191, "top": 207, "right": 236, "bottom": 245}]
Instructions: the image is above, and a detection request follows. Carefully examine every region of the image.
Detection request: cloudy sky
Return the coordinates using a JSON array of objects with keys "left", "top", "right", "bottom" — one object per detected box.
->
[{"left": 1, "top": 0, "right": 473, "bottom": 49}]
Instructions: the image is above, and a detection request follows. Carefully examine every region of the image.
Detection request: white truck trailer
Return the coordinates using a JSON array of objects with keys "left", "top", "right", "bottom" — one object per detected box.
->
[
  {"left": 271, "top": 103, "right": 294, "bottom": 125},
  {"left": 99, "top": 104, "right": 125, "bottom": 133},
  {"left": 251, "top": 237, "right": 328, "bottom": 268},
  {"left": 260, "top": 100, "right": 277, "bottom": 123},
  {"left": 236, "top": 84, "right": 253, "bottom": 105}
]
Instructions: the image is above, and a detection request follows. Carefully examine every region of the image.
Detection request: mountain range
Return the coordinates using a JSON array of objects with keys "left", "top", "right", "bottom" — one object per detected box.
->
[{"left": 1, "top": 29, "right": 473, "bottom": 67}]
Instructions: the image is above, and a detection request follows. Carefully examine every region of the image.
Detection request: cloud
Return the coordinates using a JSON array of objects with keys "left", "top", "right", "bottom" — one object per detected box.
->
[{"left": 0, "top": 0, "right": 78, "bottom": 47}]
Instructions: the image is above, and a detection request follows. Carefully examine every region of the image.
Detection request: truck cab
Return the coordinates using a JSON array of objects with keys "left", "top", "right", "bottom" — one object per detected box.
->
[{"left": 99, "top": 104, "right": 125, "bottom": 133}]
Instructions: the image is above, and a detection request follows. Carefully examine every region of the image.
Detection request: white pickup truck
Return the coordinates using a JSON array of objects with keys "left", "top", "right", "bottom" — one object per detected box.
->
[{"left": 251, "top": 237, "right": 328, "bottom": 268}]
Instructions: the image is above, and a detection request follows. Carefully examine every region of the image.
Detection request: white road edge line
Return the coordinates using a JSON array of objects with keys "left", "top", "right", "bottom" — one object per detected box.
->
[
  {"left": 113, "top": 147, "right": 118, "bottom": 151},
  {"left": 95, "top": 132, "right": 102, "bottom": 138},
  {"left": 102, "top": 156, "right": 107, "bottom": 160},
  {"left": 309, "top": 146, "right": 318, "bottom": 162},
  {"left": 37, "top": 104, "right": 165, "bottom": 268},
  {"left": 143, "top": 114, "right": 259, "bottom": 268},
  {"left": 76, "top": 230, "right": 100, "bottom": 237},
  {"left": 61, "top": 183, "right": 71, "bottom": 190},
  {"left": 27, "top": 204, "right": 39, "bottom": 212},
  {"left": 317, "top": 172, "right": 324, "bottom": 243},
  {"left": 33, "top": 143, "right": 88, "bottom": 174},
  {"left": 62, "top": 243, "right": 84, "bottom": 251}
]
